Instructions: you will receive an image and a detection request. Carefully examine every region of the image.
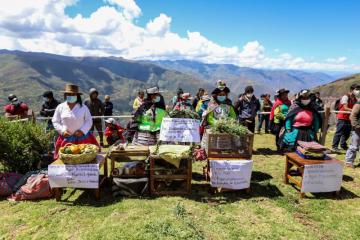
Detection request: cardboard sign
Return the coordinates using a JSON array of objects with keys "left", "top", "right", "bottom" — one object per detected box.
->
[
  {"left": 301, "top": 163, "right": 343, "bottom": 193},
  {"left": 159, "top": 118, "right": 200, "bottom": 143},
  {"left": 210, "top": 160, "right": 253, "bottom": 190},
  {"left": 48, "top": 163, "right": 99, "bottom": 189}
]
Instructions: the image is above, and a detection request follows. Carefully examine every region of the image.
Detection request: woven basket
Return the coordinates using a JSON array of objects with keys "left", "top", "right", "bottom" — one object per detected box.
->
[{"left": 59, "top": 143, "right": 98, "bottom": 164}]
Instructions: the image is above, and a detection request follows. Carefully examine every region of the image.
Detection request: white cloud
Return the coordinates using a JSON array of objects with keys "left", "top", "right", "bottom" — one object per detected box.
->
[{"left": 0, "top": 0, "right": 359, "bottom": 71}]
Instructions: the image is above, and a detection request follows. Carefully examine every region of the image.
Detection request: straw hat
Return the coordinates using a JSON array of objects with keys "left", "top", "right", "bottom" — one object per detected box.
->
[
  {"left": 146, "top": 86, "right": 163, "bottom": 95},
  {"left": 61, "top": 84, "right": 83, "bottom": 95}
]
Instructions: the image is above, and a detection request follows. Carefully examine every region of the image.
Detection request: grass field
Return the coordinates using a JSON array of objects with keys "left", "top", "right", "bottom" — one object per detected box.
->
[{"left": 1, "top": 132, "right": 360, "bottom": 240}]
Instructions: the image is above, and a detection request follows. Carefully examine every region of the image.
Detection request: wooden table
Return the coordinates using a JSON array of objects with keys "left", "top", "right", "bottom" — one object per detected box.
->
[
  {"left": 285, "top": 152, "right": 342, "bottom": 198},
  {"left": 206, "top": 157, "right": 251, "bottom": 193},
  {"left": 105, "top": 145, "right": 149, "bottom": 179},
  {"left": 51, "top": 154, "right": 108, "bottom": 201}
]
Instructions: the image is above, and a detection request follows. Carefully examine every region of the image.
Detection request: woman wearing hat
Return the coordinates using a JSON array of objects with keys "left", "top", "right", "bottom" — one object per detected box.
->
[
  {"left": 173, "top": 92, "right": 194, "bottom": 111},
  {"left": 52, "top": 84, "right": 99, "bottom": 159},
  {"left": 204, "top": 83, "right": 236, "bottom": 127},
  {"left": 269, "top": 89, "right": 292, "bottom": 150},
  {"left": 280, "top": 89, "right": 322, "bottom": 151},
  {"left": 131, "top": 86, "right": 167, "bottom": 145}
]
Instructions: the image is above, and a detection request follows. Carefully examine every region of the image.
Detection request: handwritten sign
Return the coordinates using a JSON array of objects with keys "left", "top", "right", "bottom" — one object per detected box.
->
[
  {"left": 48, "top": 164, "right": 99, "bottom": 189},
  {"left": 160, "top": 118, "right": 200, "bottom": 143},
  {"left": 210, "top": 160, "right": 253, "bottom": 190},
  {"left": 301, "top": 163, "right": 343, "bottom": 193}
]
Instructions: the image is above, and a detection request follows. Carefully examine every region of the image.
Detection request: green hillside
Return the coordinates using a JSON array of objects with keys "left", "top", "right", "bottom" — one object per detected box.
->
[
  {"left": 0, "top": 50, "right": 211, "bottom": 114},
  {"left": 313, "top": 73, "right": 360, "bottom": 97}
]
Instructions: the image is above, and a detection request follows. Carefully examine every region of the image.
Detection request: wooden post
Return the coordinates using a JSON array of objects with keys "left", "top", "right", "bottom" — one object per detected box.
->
[{"left": 320, "top": 105, "right": 331, "bottom": 145}]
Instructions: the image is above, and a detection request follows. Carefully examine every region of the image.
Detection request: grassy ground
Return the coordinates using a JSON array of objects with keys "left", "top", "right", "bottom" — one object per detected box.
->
[{"left": 1, "top": 132, "right": 360, "bottom": 240}]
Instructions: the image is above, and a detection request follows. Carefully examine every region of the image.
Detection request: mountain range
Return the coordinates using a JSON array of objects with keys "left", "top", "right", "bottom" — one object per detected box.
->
[{"left": 0, "top": 50, "right": 344, "bottom": 114}]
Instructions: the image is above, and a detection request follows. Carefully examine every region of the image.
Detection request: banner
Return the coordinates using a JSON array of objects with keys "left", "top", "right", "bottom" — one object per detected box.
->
[
  {"left": 301, "top": 163, "right": 343, "bottom": 193},
  {"left": 159, "top": 118, "right": 200, "bottom": 143},
  {"left": 210, "top": 160, "right": 253, "bottom": 190},
  {"left": 48, "top": 163, "right": 99, "bottom": 189}
]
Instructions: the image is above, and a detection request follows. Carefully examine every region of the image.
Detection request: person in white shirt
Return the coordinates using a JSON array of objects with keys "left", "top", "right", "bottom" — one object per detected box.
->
[{"left": 52, "top": 84, "right": 99, "bottom": 159}]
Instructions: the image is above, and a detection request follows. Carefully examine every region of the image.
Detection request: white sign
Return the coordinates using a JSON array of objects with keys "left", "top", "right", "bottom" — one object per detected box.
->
[
  {"left": 48, "top": 163, "right": 99, "bottom": 189},
  {"left": 301, "top": 163, "right": 343, "bottom": 193},
  {"left": 160, "top": 118, "right": 200, "bottom": 143},
  {"left": 210, "top": 160, "right": 253, "bottom": 190}
]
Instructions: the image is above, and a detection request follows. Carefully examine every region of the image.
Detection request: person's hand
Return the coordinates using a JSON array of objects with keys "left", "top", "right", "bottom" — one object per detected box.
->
[
  {"left": 63, "top": 130, "right": 72, "bottom": 138},
  {"left": 74, "top": 130, "right": 84, "bottom": 138}
]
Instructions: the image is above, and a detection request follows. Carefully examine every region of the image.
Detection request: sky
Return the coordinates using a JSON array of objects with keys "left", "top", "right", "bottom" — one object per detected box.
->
[{"left": 0, "top": 0, "right": 359, "bottom": 71}]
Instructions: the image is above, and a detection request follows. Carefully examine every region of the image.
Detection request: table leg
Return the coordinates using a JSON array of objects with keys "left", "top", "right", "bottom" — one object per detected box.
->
[
  {"left": 54, "top": 188, "right": 62, "bottom": 202},
  {"left": 335, "top": 190, "right": 341, "bottom": 197},
  {"left": 94, "top": 189, "right": 100, "bottom": 200},
  {"left": 300, "top": 192, "right": 306, "bottom": 198},
  {"left": 245, "top": 187, "right": 251, "bottom": 194},
  {"left": 284, "top": 156, "right": 290, "bottom": 184}
]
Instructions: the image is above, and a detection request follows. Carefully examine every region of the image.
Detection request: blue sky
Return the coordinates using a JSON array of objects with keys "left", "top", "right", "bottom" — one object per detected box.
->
[
  {"left": 0, "top": 0, "right": 359, "bottom": 71},
  {"left": 65, "top": 0, "right": 360, "bottom": 65}
]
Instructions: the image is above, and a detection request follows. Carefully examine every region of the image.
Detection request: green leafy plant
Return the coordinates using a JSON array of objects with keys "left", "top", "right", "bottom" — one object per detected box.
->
[
  {"left": 211, "top": 118, "right": 249, "bottom": 136},
  {"left": 168, "top": 109, "right": 200, "bottom": 119},
  {"left": 0, "top": 118, "right": 53, "bottom": 173}
]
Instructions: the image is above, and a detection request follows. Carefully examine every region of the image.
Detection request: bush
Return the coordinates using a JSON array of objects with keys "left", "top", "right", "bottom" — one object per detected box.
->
[{"left": 0, "top": 118, "right": 53, "bottom": 173}]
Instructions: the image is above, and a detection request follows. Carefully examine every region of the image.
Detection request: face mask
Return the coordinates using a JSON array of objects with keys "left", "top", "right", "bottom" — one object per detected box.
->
[
  {"left": 217, "top": 96, "right": 226, "bottom": 102},
  {"left": 354, "top": 90, "right": 360, "bottom": 98},
  {"left": 246, "top": 93, "right": 253, "bottom": 98},
  {"left": 301, "top": 99, "right": 311, "bottom": 106},
  {"left": 66, "top": 96, "right": 77, "bottom": 103},
  {"left": 154, "top": 96, "right": 161, "bottom": 103},
  {"left": 43, "top": 97, "right": 49, "bottom": 102},
  {"left": 12, "top": 100, "right": 19, "bottom": 105}
]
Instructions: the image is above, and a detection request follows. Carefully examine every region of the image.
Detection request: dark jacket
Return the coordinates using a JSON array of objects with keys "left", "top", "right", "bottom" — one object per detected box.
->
[
  {"left": 104, "top": 101, "right": 113, "bottom": 116},
  {"left": 234, "top": 95, "right": 260, "bottom": 120},
  {"left": 84, "top": 98, "right": 104, "bottom": 121},
  {"left": 40, "top": 99, "right": 59, "bottom": 117}
]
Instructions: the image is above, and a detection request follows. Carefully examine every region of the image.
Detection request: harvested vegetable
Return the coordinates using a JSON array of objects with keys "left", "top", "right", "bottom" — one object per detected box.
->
[
  {"left": 168, "top": 109, "right": 200, "bottom": 119},
  {"left": 211, "top": 118, "right": 248, "bottom": 136}
]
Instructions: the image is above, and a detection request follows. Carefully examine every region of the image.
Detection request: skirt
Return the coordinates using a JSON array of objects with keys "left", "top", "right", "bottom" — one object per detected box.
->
[
  {"left": 54, "top": 132, "right": 99, "bottom": 160},
  {"left": 132, "top": 131, "right": 160, "bottom": 146}
]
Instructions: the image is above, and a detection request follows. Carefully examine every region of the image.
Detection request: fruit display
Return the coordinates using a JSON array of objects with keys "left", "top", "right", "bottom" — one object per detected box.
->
[
  {"left": 59, "top": 144, "right": 99, "bottom": 164},
  {"left": 59, "top": 144, "right": 97, "bottom": 155}
]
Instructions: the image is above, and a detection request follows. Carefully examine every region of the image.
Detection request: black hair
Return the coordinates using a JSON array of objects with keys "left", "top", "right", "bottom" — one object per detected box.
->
[
  {"left": 245, "top": 86, "right": 254, "bottom": 94},
  {"left": 350, "top": 84, "right": 359, "bottom": 90},
  {"left": 43, "top": 91, "right": 54, "bottom": 99}
]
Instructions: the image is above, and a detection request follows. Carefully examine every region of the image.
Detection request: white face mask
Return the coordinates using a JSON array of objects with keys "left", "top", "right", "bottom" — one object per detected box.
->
[
  {"left": 353, "top": 90, "right": 360, "bottom": 98},
  {"left": 301, "top": 99, "right": 311, "bottom": 105}
]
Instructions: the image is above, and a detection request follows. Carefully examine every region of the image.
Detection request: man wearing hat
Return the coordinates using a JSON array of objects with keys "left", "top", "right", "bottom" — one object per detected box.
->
[
  {"left": 85, "top": 88, "right": 105, "bottom": 146},
  {"left": 234, "top": 86, "right": 261, "bottom": 133},
  {"left": 4, "top": 94, "right": 29, "bottom": 120},
  {"left": 104, "top": 118, "right": 125, "bottom": 146},
  {"left": 40, "top": 91, "right": 59, "bottom": 129},
  {"left": 52, "top": 84, "right": 98, "bottom": 159}
]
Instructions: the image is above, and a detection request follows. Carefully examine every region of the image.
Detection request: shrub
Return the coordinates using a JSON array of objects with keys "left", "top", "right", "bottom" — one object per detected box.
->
[{"left": 0, "top": 118, "right": 53, "bottom": 173}]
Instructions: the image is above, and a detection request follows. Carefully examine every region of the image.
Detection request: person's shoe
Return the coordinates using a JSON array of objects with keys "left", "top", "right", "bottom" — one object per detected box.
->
[
  {"left": 341, "top": 146, "right": 349, "bottom": 151},
  {"left": 331, "top": 148, "right": 341, "bottom": 153},
  {"left": 265, "top": 130, "right": 269, "bottom": 134},
  {"left": 255, "top": 130, "right": 260, "bottom": 134},
  {"left": 346, "top": 163, "right": 355, "bottom": 169}
]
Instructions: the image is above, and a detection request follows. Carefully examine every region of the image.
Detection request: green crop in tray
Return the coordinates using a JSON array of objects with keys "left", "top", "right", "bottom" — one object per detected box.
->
[{"left": 211, "top": 118, "right": 248, "bottom": 136}]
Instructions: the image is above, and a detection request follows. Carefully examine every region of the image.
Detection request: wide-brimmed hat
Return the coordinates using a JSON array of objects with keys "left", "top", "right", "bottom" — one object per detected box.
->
[
  {"left": 181, "top": 93, "right": 193, "bottom": 100},
  {"left": 105, "top": 118, "right": 116, "bottom": 124},
  {"left": 201, "top": 95, "right": 211, "bottom": 101},
  {"left": 146, "top": 86, "right": 163, "bottom": 95},
  {"left": 61, "top": 84, "right": 83, "bottom": 95},
  {"left": 8, "top": 94, "right": 18, "bottom": 102},
  {"left": 276, "top": 88, "right": 290, "bottom": 95},
  {"left": 212, "top": 86, "right": 230, "bottom": 95}
]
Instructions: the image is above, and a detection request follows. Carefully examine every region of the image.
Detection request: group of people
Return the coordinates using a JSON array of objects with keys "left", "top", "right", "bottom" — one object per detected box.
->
[{"left": 3, "top": 81, "right": 360, "bottom": 168}]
